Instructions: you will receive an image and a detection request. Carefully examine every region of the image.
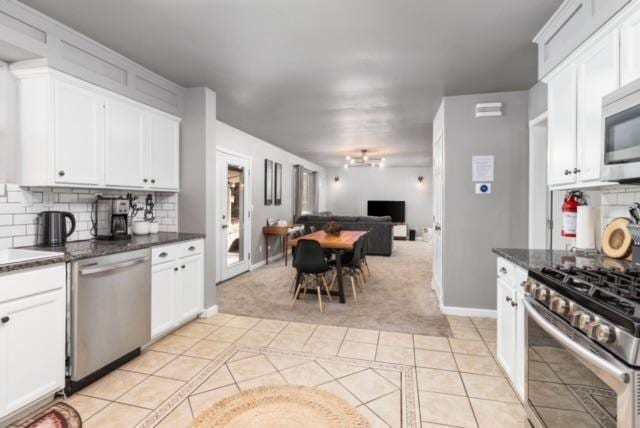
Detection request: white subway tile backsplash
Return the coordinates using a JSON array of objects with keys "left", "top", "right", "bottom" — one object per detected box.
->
[
  {"left": 0, "top": 184, "right": 179, "bottom": 248},
  {"left": 0, "top": 225, "right": 26, "bottom": 237}
]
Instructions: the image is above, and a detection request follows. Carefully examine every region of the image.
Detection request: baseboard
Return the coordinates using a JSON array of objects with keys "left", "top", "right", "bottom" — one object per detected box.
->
[
  {"left": 250, "top": 253, "right": 284, "bottom": 271},
  {"left": 440, "top": 305, "right": 497, "bottom": 318},
  {"left": 199, "top": 304, "right": 219, "bottom": 318}
]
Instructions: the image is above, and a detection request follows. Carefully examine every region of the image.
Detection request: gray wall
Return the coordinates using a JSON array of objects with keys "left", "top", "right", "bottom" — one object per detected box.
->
[
  {"left": 216, "top": 121, "right": 326, "bottom": 266},
  {"left": 528, "top": 81, "right": 547, "bottom": 121},
  {"left": 179, "top": 87, "right": 218, "bottom": 308},
  {"left": 442, "top": 90, "right": 529, "bottom": 310},
  {"left": 325, "top": 167, "right": 432, "bottom": 235},
  {"left": 0, "top": 1, "right": 184, "bottom": 115}
]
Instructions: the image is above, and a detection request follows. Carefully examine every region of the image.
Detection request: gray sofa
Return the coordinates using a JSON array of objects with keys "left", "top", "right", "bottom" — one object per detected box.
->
[{"left": 295, "top": 212, "right": 394, "bottom": 256}]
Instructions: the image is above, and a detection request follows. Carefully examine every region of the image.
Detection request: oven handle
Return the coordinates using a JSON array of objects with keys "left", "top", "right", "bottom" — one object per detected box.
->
[
  {"left": 79, "top": 257, "right": 150, "bottom": 275},
  {"left": 523, "top": 298, "right": 630, "bottom": 387}
]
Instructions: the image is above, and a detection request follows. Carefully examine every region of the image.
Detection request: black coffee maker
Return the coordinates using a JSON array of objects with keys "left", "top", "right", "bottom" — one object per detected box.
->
[
  {"left": 36, "top": 211, "right": 76, "bottom": 246},
  {"left": 94, "top": 196, "right": 131, "bottom": 240}
]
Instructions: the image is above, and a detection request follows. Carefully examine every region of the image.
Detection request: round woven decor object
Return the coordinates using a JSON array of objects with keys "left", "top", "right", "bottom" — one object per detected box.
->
[{"left": 192, "top": 385, "right": 370, "bottom": 428}]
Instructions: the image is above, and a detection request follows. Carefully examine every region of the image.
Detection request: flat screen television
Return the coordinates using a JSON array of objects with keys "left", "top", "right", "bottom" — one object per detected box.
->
[{"left": 367, "top": 200, "right": 405, "bottom": 223}]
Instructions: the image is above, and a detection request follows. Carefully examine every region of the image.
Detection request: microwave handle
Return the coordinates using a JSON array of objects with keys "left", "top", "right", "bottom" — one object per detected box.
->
[{"left": 523, "top": 298, "right": 630, "bottom": 389}]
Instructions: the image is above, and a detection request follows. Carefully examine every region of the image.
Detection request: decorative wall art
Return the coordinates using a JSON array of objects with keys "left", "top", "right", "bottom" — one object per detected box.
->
[
  {"left": 264, "top": 159, "right": 273, "bottom": 205},
  {"left": 274, "top": 162, "right": 282, "bottom": 205}
]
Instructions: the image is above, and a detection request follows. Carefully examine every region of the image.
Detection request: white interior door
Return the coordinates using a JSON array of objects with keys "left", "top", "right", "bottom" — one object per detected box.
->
[{"left": 216, "top": 150, "right": 251, "bottom": 282}]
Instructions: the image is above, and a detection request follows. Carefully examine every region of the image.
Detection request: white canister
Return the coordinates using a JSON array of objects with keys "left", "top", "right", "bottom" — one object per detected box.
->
[
  {"left": 148, "top": 222, "right": 160, "bottom": 234},
  {"left": 132, "top": 220, "right": 150, "bottom": 235}
]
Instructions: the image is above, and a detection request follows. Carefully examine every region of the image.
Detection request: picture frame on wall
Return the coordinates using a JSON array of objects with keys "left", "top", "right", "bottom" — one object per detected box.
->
[
  {"left": 274, "top": 162, "right": 282, "bottom": 205},
  {"left": 264, "top": 159, "right": 273, "bottom": 205}
]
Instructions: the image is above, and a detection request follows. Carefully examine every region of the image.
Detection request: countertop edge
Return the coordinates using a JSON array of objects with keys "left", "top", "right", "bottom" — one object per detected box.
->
[
  {"left": 492, "top": 248, "right": 530, "bottom": 270},
  {"left": 2, "top": 233, "right": 206, "bottom": 274}
]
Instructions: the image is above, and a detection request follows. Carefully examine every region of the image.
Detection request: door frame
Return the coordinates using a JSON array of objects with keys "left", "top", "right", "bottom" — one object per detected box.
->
[
  {"left": 215, "top": 147, "right": 252, "bottom": 283},
  {"left": 528, "top": 112, "right": 551, "bottom": 249}
]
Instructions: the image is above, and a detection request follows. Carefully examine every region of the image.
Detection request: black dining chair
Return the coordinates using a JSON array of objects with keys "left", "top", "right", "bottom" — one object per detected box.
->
[
  {"left": 360, "top": 234, "right": 371, "bottom": 279},
  {"left": 291, "top": 239, "right": 333, "bottom": 312}
]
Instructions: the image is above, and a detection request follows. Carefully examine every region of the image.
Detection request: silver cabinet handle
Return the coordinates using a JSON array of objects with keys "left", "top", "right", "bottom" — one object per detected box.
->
[
  {"left": 573, "top": 167, "right": 581, "bottom": 174},
  {"left": 505, "top": 296, "right": 512, "bottom": 302},
  {"left": 523, "top": 298, "right": 630, "bottom": 389},
  {"left": 58, "top": 170, "right": 65, "bottom": 177},
  {"left": 188, "top": 246, "right": 196, "bottom": 251},
  {"left": 80, "top": 257, "right": 149, "bottom": 275},
  {"left": 564, "top": 169, "right": 572, "bottom": 175},
  {"left": 159, "top": 252, "right": 168, "bottom": 258},
  {"left": 499, "top": 267, "right": 507, "bottom": 274},
  {"left": 151, "top": 179, "right": 156, "bottom": 184}
]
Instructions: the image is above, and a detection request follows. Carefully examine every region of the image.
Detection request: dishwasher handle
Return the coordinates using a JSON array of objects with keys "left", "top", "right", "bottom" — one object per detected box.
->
[{"left": 79, "top": 256, "right": 150, "bottom": 275}]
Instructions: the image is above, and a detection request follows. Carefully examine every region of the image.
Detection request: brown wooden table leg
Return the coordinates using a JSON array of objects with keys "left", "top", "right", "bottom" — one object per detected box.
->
[{"left": 265, "top": 235, "right": 269, "bottom": 264}]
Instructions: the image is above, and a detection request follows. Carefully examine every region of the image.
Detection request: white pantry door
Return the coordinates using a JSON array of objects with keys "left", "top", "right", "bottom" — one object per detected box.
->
[
  {"left": 432, "top": 131, "right": 444, "bottom": 296},
  {"left": 216, "top": 150, "right": 251, "bottom": 282}
]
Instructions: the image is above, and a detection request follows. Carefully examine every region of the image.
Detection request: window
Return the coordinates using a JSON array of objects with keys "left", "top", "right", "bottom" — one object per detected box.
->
[{"left": 301, "top": 170, "right": 317, "bottom": 214}]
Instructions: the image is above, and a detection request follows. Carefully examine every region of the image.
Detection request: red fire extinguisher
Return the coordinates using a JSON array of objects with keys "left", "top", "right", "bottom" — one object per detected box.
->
[{"left": 561, "top": 191, "right": 585, "bottom": 237}]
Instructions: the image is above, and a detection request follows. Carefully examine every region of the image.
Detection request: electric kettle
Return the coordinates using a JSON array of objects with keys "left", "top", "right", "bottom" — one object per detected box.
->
[{"left": 36, "top": 211, "right": 76, "bottom": 246}]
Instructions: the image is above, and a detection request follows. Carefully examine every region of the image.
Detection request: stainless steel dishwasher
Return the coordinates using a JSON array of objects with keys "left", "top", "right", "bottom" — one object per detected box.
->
[{"left": 67, "top": 248, "right": 151, "bottom": 393}]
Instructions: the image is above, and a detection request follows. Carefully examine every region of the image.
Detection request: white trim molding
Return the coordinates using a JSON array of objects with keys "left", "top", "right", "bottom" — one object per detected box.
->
[
  {"left": 440, "top": 305, "right": 497, "bottom": 319},
  {"left": 250, "top": 253, "right": 284, "bottom": 271},
  {"left": 199, "top": 304, "right": 219, "bottom": 319}
]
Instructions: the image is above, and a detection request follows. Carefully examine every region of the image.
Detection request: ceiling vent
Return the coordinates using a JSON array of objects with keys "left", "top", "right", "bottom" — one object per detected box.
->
[{"left": 475, "top": 102, "right": 503, "bottom": 118}]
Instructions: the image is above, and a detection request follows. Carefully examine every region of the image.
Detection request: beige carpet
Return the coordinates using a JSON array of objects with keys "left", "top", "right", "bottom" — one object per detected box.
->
[{"left": 218, "top": 240, "right": 451, "bottom": 336}]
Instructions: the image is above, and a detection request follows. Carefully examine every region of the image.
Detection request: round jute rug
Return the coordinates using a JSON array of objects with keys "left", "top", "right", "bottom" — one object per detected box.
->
[{"left": 192, "top": 385, "right": 371, "bottom": 428}]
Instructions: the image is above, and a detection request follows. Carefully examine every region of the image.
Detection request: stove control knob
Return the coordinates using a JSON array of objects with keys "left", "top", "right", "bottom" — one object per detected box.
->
[
  {"left": 571, "top": 312, "right": 592, "bottom": 329},
  {"left": 549, "top": 297, "right": 569, "bottom": 316},
  {"left": 583, "top": 321, "right": 602, "bottom": 338},
  {"left": 593, "top": 324, "right": 615, "bottom": 344},
  {"left": 535, "top": 287, "right": 550, "bottom": 303},
  {"left": 524, "top": 280, "right": 538, "bottom": 295}
]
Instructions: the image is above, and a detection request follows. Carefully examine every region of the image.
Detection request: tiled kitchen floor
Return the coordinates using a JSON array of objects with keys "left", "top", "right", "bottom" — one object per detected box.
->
[{"left": 63, "top": 313, "right": 527, "bottom": 427}]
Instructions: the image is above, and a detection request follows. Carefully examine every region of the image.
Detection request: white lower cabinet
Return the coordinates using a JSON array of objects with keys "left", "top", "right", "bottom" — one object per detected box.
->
[
  {"left": 0, "top": 265, "right": 66, "bottom": 421},
  {"left": 496, "top": 257, "right": 526, "bottom": 401},
  {"left": 151, "top": 240, "right": 204, "bottom": 339}
]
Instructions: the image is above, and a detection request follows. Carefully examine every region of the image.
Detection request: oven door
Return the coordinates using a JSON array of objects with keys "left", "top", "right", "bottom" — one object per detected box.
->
[{"left": 523, "top": 297, "right": 634, "bottom": 428}]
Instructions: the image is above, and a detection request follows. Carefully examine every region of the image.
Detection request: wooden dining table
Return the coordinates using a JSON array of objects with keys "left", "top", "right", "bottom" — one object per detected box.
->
[{"left": 289, "top": 230, "right": 368, "bottom": 303}]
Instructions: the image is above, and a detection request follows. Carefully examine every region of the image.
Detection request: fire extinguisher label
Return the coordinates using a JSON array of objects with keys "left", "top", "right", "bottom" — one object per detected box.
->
[{"left": 562, "top": 212, "right": 577, "bottom": 236}]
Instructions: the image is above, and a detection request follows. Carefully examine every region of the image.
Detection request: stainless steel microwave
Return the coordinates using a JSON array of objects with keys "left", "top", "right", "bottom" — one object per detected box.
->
[{"left": 602, "top": 78, "right": 640, "bottom": 182}]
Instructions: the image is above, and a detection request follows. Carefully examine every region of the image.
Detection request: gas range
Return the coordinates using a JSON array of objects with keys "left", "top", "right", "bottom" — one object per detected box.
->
[{"left": 527, "top": 265, "right": 640, "bottom": 367}]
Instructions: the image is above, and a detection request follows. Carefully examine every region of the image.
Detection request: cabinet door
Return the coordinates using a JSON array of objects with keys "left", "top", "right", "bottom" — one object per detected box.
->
[
  {"left": 104, "top": 97, "right": 146, "bottom": 188},
  {"left": 0, "top": 290, "right": 65, "bottom": 417},
  {"left": 177, "top": 255, "right": 202, "bottom": 322},
  {"left": 53, "top": 79, "right": 104, "bottom": 186},
  {"left": 547, "top": 64, "right": 577, "bottom": 186},
  {"left": 151, "top": 263, "right": 177, "bottom": 339},
  {"left": 576, "top": 32, "right": 619, "bottom": 182},
  {"left": 496, "top": 278, "right": 516, "bottom": 380},
  {"left": 147, "top": 113, "right": 180, "bottom": 190},
  {"left": 621, "top": 6, "right": 640, "bottom": 85}
]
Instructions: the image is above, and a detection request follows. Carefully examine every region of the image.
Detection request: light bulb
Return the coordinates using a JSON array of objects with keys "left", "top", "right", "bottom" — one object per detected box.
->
[
  {"left": 345, "top": 156, "right": 351, "bottom": 160},
  {"left": 363, "top": 155, "right": 368, "bottom": 161},
  {"left": 350, "top": 159, "right": 355, "bottom": 164},
  {"left": 344, "top": 164, "right": 348, "bottom": 169}
]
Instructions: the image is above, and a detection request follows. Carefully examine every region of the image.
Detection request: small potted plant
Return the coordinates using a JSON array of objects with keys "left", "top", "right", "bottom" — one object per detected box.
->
[{"left": 323, "top": 221, "right": 343, "bottom": 237}]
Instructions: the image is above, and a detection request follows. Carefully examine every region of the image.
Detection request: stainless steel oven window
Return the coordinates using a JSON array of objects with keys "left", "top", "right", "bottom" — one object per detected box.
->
[{"left": 524, "top": 298, "right": 635, "bottom": 428}]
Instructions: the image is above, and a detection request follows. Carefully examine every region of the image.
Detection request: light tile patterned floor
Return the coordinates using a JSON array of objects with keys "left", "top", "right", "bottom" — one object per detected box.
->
[{"left": 63, "top": 313, "right": 527, "bottom": 427}]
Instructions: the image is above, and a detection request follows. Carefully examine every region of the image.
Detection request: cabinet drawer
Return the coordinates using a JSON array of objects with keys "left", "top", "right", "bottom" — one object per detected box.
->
[
  {"left": 514, "top": 266, "right": 528, "bottom": 290},
  {"left": 496, "top": 258, "right": 514, "bottom": 284},
  {"left": 152, "top": 245, "right": 177, "bottom": 265},
  {"left": 0, "top": 264, "right": 66, "bottom": 303},
  {"left": 178, "top": 240, "right": 203, "bottom": 258}
]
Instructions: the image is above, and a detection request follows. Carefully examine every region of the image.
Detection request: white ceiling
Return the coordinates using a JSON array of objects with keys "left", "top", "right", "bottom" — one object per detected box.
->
[{"left": 22, "top": 0, "right": 561, "bottom": 167}]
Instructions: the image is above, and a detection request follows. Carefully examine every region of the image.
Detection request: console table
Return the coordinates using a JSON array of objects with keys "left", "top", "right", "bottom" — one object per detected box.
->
[{"left": 262, "top": 225, "right": 301, "bottom": 266}]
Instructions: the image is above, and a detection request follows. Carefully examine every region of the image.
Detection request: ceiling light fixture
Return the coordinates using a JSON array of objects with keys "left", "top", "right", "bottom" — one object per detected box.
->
[{"left": 344, "top": 150, "right": 385, "bottom": 168}]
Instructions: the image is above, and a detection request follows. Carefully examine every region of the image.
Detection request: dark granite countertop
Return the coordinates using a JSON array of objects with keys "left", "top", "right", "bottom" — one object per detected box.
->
[
  {"left": 493, "top": 248, "right": 634, "bottom": 271},
  {"left": 1, "top": 232, "right": 205, "bottom": 274}
]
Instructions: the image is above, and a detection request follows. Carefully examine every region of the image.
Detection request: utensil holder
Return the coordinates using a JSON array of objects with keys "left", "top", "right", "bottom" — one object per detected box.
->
[{"left": 628, "top": 224, "right": 640, "bottom": 267}]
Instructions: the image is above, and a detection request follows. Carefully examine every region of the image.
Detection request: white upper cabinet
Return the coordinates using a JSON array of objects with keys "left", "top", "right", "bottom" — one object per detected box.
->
[
  {"left": 104, "top": 96, "right": 146, "bottom": 188},
  {"left": 12, "top": 66, "right": 181, "bottom": 191},
  {"left": 53, "top": 79, "right": 105, "bottom": 186},
  {"left": 547, "top": 63, "right": 578, "bottom": 186},
  {"left": 576, "top": 31, "right": 619, "bottom": 182},
  {"left": 147, "top": 113, "right": 180, "bottom": 191},
  {"left": 621, "top": 6, "right": 640, "bottom": 85}
]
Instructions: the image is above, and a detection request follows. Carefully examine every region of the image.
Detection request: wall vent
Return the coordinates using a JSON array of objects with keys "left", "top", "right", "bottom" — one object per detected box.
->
[{"left": 475, "top": 102, "right": 503, "bottom": 118}]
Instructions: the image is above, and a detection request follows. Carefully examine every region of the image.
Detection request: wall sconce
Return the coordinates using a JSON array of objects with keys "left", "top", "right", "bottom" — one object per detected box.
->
[
  {"left": 418, "top": 176, "right": 424, "bottom": 183},
  {"left": 334, "top": 176, "right": 340, "bottom": 182}
]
